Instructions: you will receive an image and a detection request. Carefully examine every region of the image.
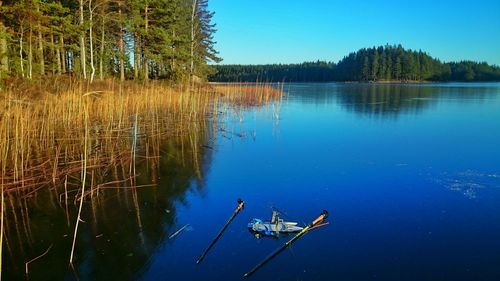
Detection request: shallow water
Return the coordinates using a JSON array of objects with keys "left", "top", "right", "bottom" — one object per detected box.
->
[{"left": 5, "top": 83, "right": 500, "bottom": 280}]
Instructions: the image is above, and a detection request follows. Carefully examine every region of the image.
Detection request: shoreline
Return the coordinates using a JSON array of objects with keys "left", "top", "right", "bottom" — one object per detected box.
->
[{"left": 209, "top": 80, "right": 500, "bottom": 84}]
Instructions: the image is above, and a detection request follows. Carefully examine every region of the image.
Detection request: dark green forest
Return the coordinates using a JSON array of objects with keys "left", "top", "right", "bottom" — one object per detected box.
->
[
  {"left": 209, "top": 61, "right": 336, "bottom": 82},
  {"left": 209, "top": 45, "right": 500, "bottom": 82},
  {"left": 0, "top": 0, "right": 220, "bottom": 83}
]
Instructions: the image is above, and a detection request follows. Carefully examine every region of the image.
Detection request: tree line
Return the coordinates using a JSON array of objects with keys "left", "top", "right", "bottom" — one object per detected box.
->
[
  {"left": 209, "top": 61, "right": 336, "bottom": 82},
  {"left": 209, "top": 45, "right": 500, "bottom": 82},
  {"left": 0, "top": 0, "right": 220, "bottom": 83}
]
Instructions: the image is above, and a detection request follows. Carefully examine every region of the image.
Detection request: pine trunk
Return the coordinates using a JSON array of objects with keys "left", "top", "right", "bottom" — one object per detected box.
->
[
  {"left": 0, "top": 35, "right": 7, "bottom": 77},
  {"left": 50, "top": 32, "right": 56, "bottom": 74},
  {"left": 56, "top": 35, "right": 62, "bottom": 74},
  {"left": 89, "top": 0, "right": 95, "bottom": 82},
  {"left": 0, "top": 0, "right": 6, "bottom": 78},
  {"left": 134, "top": 32, "right": 139, "bottom": 79},
  {"left": 29, "top": 24, "right": 33, "bottom": 79},
  {"left": 0, "top": 2, "right": 8, "bottom": 77},
  {"left": 171, "top": 29, "right": 176, "bottom": 71},
  {"left": 143, "top": 5, "right": 149, "bottom": 81},
  {"left": 99, "top": 16, "right": 105, "bottom": 80},
  {"left": 19, "top": 28, "right": 25, "bottom": 78},
  {"left": 37, "top": 8, "right": 45, "bottom": 75},
  {"left": 60, "top": 35, "right": 66, "bottom": 73},
  {"left": 190, "top": 0, "right": 198, "bottom": 84},
  {"left": 119, "top": 4, "right": 125, "bottom": 81},
  {"left": 79, "top": 0, "right": 87, "bottom": 79}
]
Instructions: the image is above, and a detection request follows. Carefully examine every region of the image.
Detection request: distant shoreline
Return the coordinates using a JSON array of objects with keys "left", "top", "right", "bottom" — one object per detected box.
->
[
  {"left": 209, "top": 80, "right": 500, "bottom": 84},
  {"left": 209, "top": 45, "right": 500, "bottom": 83}
]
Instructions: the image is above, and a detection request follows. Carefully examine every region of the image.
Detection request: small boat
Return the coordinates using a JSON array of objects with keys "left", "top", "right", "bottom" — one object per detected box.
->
[{"left": 248, "top": 210, "right": 304, "bottom": 237}]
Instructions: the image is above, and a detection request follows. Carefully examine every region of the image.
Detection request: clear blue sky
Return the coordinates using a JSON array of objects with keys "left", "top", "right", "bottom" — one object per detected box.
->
[{"left": 210, "top": 0, "right": 500, "bottom": 65}]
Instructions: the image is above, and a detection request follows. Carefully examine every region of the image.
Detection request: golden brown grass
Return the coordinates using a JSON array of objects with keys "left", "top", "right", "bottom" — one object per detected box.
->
[
  {"left": 1, "top": 80, "right": 208, "bottom": 195},
  {"left": 0, "top": 79, "right": 283, "bottom": 196},
  {"left": 0, "top": 78, "right": 283, "bottom": 276},
  {"left": 211, "top": 82, "right": 284, "bottom": 107}
]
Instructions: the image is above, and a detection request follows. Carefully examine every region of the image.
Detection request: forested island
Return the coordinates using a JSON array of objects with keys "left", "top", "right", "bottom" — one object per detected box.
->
[{"left": 209, "top": 45, "right": 500, "bottom": 82}]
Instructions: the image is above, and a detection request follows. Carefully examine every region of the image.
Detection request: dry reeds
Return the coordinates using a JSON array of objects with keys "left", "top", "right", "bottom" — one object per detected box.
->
[
  {"left": 0, "top": 78, "right": 282, "bottom": 277},
  {"left": 1, "top": 80, "right": 208, "bottom": 195},
  {"left": 211, "top": 82, "right": 284, "bottom": 107},
  {"left": 0, "top": 79, "right": 283, "bottom": 196}
]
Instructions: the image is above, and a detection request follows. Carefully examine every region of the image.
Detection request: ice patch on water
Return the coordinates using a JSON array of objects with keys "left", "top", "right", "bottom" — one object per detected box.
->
[
  {"left": 431, "top": 169, "right": 500, "bottom": 199},
  {"left": 457, "top": 170, "right": 500, "bottom": 179}
]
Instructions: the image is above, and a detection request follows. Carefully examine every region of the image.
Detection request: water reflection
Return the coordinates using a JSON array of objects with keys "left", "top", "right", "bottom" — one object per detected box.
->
[
  {"left": 4, "top": 122, "right": 214, "bottom": 281},
  {"left": 3, "top": 83, "right": 500, "bottom": 281},
  {"left": 288, "top": 83, "right": 500, "bottom": 118}
]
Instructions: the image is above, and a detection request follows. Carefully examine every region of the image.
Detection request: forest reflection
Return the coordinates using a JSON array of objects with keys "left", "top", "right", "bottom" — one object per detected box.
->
[
  {"left": 3, "top": 121, "right": 214, "bottom": 281},
  {"left": 289, "top": 83, "right": 498, "bottom": 118}
]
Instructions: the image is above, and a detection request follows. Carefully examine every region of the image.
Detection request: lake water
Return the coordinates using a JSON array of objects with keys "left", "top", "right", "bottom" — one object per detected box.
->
[{"left": 5, "top": 83, "right": 500, "bottom": 280}]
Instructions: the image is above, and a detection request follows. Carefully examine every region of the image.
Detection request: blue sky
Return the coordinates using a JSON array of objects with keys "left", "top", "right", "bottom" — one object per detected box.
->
[{"left": 210, "top": 0, "right": 500, "bottom": 65}]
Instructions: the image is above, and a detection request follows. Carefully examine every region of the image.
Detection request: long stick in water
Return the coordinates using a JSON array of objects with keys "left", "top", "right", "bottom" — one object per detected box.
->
[
  {"left": 196, "top": 198, "right": 245, "bottom": 264},
  {"left": 244, "top": 210, "right": 329, "bottom": 278},
  {"left": 169, "top": 224, "right": 190, "bottom": 239}
]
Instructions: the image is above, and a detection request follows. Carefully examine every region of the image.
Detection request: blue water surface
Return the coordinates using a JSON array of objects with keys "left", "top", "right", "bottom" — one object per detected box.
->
[{"left": 138, "top": 83, "right": 500, "bottom": 280}]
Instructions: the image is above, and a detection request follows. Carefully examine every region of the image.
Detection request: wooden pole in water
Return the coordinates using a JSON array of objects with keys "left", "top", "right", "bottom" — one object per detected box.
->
[
  {"left": 244, "top": 210, "right": 329, "bottom": 278},
  {"left": 196, "top": 198, "right": 244, "bottom": 264}
]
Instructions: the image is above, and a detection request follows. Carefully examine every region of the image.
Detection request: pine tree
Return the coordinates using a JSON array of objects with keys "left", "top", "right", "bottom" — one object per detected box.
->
[
  {"left": 362, "top": 55, "right": 369, "bottom": 81},
  {"left": 0, "top": 0, "right": 9, "bottom": 78},
  {"left": 394, "top": 56, "right": 402, "bottom": 80},
  {"left": 190, "top": 0, "right": 220, "bottom": 82},
  {"left": 378, "top": 49, "right": 387, "bottom": 81},
  {"left": 371, "top": 49, "right": 379, "bottom": 80}
]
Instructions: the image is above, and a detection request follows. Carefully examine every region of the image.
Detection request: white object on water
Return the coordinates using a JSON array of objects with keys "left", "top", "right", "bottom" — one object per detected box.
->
[{"left": 248, "top": 211, "right": 304, "bottom": 237}]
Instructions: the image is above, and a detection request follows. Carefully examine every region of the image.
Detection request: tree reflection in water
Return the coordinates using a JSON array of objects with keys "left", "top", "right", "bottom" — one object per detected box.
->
[
  {"left": 289, "top": 83, "right": 498, "bottom": 119},
  {"left": 3, "top": 121, "right": 215, "bottom": 281}
]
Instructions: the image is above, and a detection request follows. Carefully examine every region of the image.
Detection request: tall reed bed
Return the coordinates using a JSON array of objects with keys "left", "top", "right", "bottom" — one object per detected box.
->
[
  {"left": 0, "top": 79, "right": 284, "bottom": 201},
  {"left": 0, "top": 78, "right": 283, "bottom": 277},
  {"left": 211, "top": 82, "right": 284, "bottom": 107},
  {"left": 0, "top": 80, "right": 218, "bottom": 197}
]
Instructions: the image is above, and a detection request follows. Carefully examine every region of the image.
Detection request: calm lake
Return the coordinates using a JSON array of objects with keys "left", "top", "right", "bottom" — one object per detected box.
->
[{"left": 5, "top": 83, "right": 500, "bottom": 281}]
